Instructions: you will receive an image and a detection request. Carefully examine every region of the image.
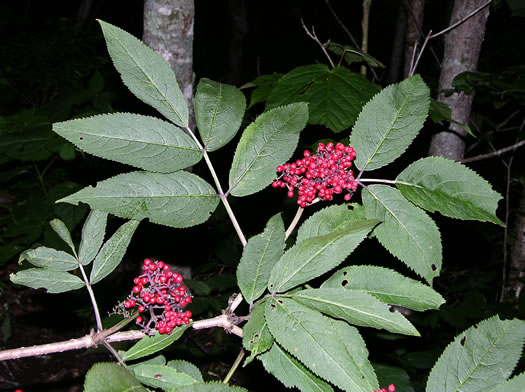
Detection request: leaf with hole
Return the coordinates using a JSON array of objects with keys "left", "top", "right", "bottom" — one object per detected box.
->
[
  {"left": 132, "top": 364, "right": 197, "bottom": 390},
  {"left": 58, "top": 171, "right": 220, "bottom": 229},
  {"left": 98, "top": 20, "right": 188, "bottom": 127},
  {"left": 242, "top": 301, "right": 273, "bottom": 365},
  {"left": 53, "top": 113, "right": 201, "bottom": 173}
]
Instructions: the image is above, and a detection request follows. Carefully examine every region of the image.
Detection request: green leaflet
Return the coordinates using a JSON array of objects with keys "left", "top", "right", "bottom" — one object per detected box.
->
[
  {"left": 242, "top": 301, "right": 274, "bottom": 365},
  {"left": 195, "top": 78, "right": 246, "bottom": 151},
  {"left": 247, "top": 73, "right": 283, "bottom": 108},
  {"left": 296, "top": 204, "right": 367, "bottom": 242},
  {"left": 488, "top": 373, "right": 525, "bottom": 392},
  {"left": 228, "top": 103, "right": 308, "bottom": 196},
  {"left": 266, "top": 65, "right": 379, "bottom": 132},
  {"left": 291, "top": 288, "right": 419, "bottom": 336},
  {"left": 78, "top": 210, "right": 108, "bottom": 266},
  {"left": 350, "top": 75, "right": 430, "bottom": 171},
  {"left": 396, "top": 157, "right": 504, "bottom": 225},
  {"left": 426, "top": 316, "right": 525, "bottom": 392},
  {"left": 122, "top": 325, "right": 190, "bottom": 361},
  {"left": 321, "top": 266, "right": 445, "bottom": 311},
  {"left": 89, "top": 219, "right": 139, "bottom": 285},
  {"left": 53, "top": 113, "right": 201, "bottom": 173},
  {"left": 259, "top": 343, "right": 334, "bottom": 392},
  {"left": 237, "top": 213, "right": 285, "bottom": 303},
  {"left": 173, "top": 382, "right": 248, "bottom": 392},
  {"left": 58, "top": 171, "right": 220, "bottom": 229},
  {"left": 132, "top": 364, "right": 196, "bottom": 390},
  {"left": 19, "top": 247, "right": 78, "bottom": 271},
  {"left": 49, "top": 218, "right": 76, "bottom": 254},
  {"left": 98, "top": 20, "right": 188, "bottom": 127},
  {"left": 268, "top": 220, "right": 378, "bottom": 293},
  {"left": 84, "top": 362, "right": 148, "bottom": 392},
  {"left": 265, "top": 297, "right": 379, "bottom": 392},
  {"left": 10, "top": 268, "right": 85, "bottom": 294},
  {"left": 362, "top": 185, "right": 442, "bottom": 284},
  {"left": 166, "top": 360, "right": 204, "bottom": 382}
]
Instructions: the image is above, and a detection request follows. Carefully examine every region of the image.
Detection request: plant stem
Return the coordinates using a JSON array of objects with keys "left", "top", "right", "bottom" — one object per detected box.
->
[
  {"left": 185, "top": 127, "right": 247, "bottom": 247},
  {"left": 360, "top": 0, "right": 372, "bottom": 76},
  {"left": 358, "top": 178, "right": 398, "bottom": 185},
  {"left": 78, "top": 264, "right": 103, "bottom": 331},
  {"left": 285, "top": 206, "right": 305, "bottom": 240},
  {"left": 223, "top": 349, "right": 245, "bottom": 384}
]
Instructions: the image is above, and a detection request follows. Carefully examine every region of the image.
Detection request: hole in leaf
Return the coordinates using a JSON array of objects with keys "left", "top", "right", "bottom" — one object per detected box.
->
[
  {"left": 341, "top": 280, "right": 349, "bottom": 287},
  {"left": 270, "top": 303, "right": 276, "bottom": 310},
  {"left": 343, "top": 271, "right": 348, "bottom": 277},
  {"left": 79, "top": 137, "right": 84, "bottom": 141},
  {"left": 460, "top": 336, "right": 466, "bottom": 346},
  {"left": 277, "top": 299, "right": 283, "bottom": 304},
  {"left": 389, "top": 306, "right": 395, "bottom": 313},
  {"left": 431, "top": 264, "right": 437, "bottom": 271},
  {"left": 249, "top": 339, "right": 254, "bottom": 344}
]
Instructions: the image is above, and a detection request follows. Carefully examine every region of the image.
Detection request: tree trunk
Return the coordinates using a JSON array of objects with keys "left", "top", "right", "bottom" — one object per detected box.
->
[
  {"left": 403, "top": 0, "right": 425, "bottom": 78},
  {"left": 387, "top": 2, "right": 407, "bottom": 84},
  {"left": 506, "top": 189, "right": 525, "bottom": 300},
  {"left": 428, "top": 0, "right": 490, "bottom": 160},
  {"left": 143, "top": 0, "right": 195, "bottom": 129}
]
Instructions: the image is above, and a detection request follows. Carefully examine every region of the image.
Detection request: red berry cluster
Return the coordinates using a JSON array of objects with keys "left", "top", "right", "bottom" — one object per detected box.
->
[
  {"left": 272, "top": 142, "right": 358, "bottom": 208},
  {"left": 373, "top": 384, "right": 395, "bottom": 392},
  {"left": 122, "top": 259, "right": 193, "bottom": 335}
]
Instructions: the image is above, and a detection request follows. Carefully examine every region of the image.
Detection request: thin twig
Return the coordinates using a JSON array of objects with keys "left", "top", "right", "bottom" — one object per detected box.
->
[
  {"left": 460, "top": 140, "right": 525, "bottom": 164},
  {"left": 223, "top": 349, "right": 245, "bottom": 384},
  {"left": 301, "top": 19, "right": 335, "bottom": 68},
  {"left": 285, "top": 207, "right": 305, "bottom": 240},
  {"left": 429, "top": 0, "right": 492, "bottom": 39},
  {"left": 324, "top": 0, "right": 359, "bottom": 47},
  {"left": 78, "top": 264, "right": 103, "bottom": 332},
  {"left": 192, "top": 315, "right": 243, "bottom": 338},
  {"left": 360, "top": 0, "right": 372, "bottom": 76},
  {"left": 409, "top": 30, "right": 431, "bottom": 77}
]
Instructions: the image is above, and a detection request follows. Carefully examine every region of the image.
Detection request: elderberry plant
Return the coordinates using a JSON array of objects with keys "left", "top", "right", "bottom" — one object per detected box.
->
[{"left": 8, "top": 20, "right": 525, "bottom": 392}]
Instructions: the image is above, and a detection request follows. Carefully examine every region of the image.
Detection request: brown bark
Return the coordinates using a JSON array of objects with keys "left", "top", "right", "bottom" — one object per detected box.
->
[
  {"left": 403, "top": 0, "right": 425, "bottom": 78},
  {"left": 428, "top": 0, "right": 490, "bottom": 160},
  {"left": 143, "top": 0, "right": 195, "bottom": 128}
]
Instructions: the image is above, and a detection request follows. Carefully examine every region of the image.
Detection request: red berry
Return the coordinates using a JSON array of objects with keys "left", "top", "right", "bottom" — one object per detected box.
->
[{"left": 136, "top": 316, "right": 143, "bottom": 323}]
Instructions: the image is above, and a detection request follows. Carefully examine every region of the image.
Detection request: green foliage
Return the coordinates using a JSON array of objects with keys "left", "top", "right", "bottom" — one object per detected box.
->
[
  {"left": 265, "top": 297, "right": 379, "bottom": 392},
  {"left": 84, "top": 362, "right": 148, "bottom": 392},
  {"left": 322, "top": 266, "right": 445, "bottom": 311},
  {"left": 174, "top": 382, "right": 248, "bottom": 392},
  {"left": 59, "top": 171, "right": 220, "bottom": 228},
  {"left": 266, "top": 64, "right": 380, "bottom": 132},
  {"left": 122, "top": 325, "right": 191, "bottom": 361},
  {"left": 350, "top": 75, "right": 430, "bottom": 171},
  {"left": 19, "top": 247, "right": 78, "bottom": 271},
  {"left": 325, "top": 42, "right": 385, "bottom": 68},
  {"left": 237, "top": 213, "right": 285, "bottom": 303},
  {"left": 396, "top": 157, "right": 504, "bottom": 225},
  {"left": 166, "top": 360, "right": 204, "bottom": 382},
  {"left": 78, "top": 210, "right": 108, "bottom": 266},
  {"left": 488, "top": 373, "right": 525, "bottom": 391},
  {"left": 49, "top": 218, "right": 76, "bottom": 253},
  {"left": 362, "top": 185, "right": 442, "bottom": 284},
  {"left": 373, "top": 364, "right": 415, "bottom": 392},
  {"left": 195, "top": 78, "right": 246, "bottom": 151},
  {"left": 53, "top": 113, "right": 202, "bottom": 173},
  {"left": 10, "top": 268, "right": 85, "bottom": 293},
  {"left": 98, "top": 20, "right": 188, "bottom": 127},
  {"left": 426, "top": 316, "right": 525, "bottom": 392},
  {"left": 228, "top": 103, "right": 308, "bottom": 196},
  {"left": 242, "top": 301, "right": 273, "bottom": 365},
  {"left": 132, "top": 363, "right": 197, "bottom": 390}
]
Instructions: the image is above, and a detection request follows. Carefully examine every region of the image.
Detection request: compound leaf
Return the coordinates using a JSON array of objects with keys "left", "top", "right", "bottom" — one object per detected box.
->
[
  {"left": 350, "top": 75, "right": 430, "bottom": 171},
  {"left": 396, "top": 157, "right": 504, "bottom": 225},
  {"left": 89, "top": 219, "right": 139, "bottom": 284},
  {"left": 362, "top": 185, "right": 442, "bottom": 284},
  {"left": 78, "top": 210, "right": 108, "bottom": 266},
  {"left": 53, "top": 113, "right": 201, "bottom": 173},
  {"left": 322, "top": 265, "right": 445, "bottom": 311},
  {"left": 426, "top": 316, "right": 525, "bottom": 392},
  {"left": 98, "top": 20, "right": 188, "bottom": 127},
  {"left": 229, "top": 103, "right": 308, "bottom": 196},
  {"left": 237, "top": 213, "right": 285, "bottom": 303},
  {"left": 195, "top": 78, "right": 246, "bottom": 151},
  {"left": 19, "top": 247, "right": 78, "bottom": 271},
  {"left": 58, "top": 171, "right": 220, "bottom": 229},
  {"left": 10, "top": 268, "right": 84, "bottom": 293},
  {"left": 265, "top": 297, "right": 379, "bottom": 392}
]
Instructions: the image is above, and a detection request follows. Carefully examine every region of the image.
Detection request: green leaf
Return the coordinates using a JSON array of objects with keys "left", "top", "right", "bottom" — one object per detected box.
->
[
  {"left": 427, "top": 316, "right": 525, "bottom": 392},
  {"left": 396, "top": 157, "right": 504, "bottom": 225},
  {"left": 350, "top": 75, "right": 430, "bottom": 171},
  {"left": 373, "top": 363, "right": 415, "bottom": 392},
  {"left": 132, "top": 364, "right": 196, "bottom": 390},
  {"left": 322, "top": 266, "right": 445, "bottom": 311},
  {"left": 166, "top": 360, "right": 204, "bottom": 382},
  {"left": 259, "top": 343, "right": 334, "bottom": 392},
  {"left": 362, "top": 185, "right": 442, "bottom": 284},
  {"left": 325, "top": 42, "right": 385, "bottom": 68},
  {"left": 49, "top": 219, "right": 76, "bottom": 254},
  {"left": 195, "top": 78, "right": 246, "bottom": 151},
  {"left": 84, "top": 362, "right": 148, "bottom": 392},
  {"left": 296, "top": 204, "right": 367, "bottom": 242},
  {"left": 78, "top": 210, "right": 108, "bottom": 266},
  {"left": 488, "top": 372, "right": 525, "bottom": 392},
  {"left": 228, "top": 103, "right": 308, "bottom": 196},
  {"left": 58, "top": 171, "right": 220, "bottom": 229},
  {"left": 265, "top": 297, "right": 379, "bottom": 392},
  {"left": 266, "top": 65, "right": 379, "bottom": 132},
  {"left": 89, "top": 219, "right": 139, "bottom": 284},
  {"left": 237, "top": 213, "right": 285, "bottom": 303},
  {"left": 242, "top": 301, "right": 274, "bottom": 365},
  {"left": 98, "top": 20, "right": 188, "bottom": 127},
  {"left": 291, "top": 288, "right": 419, "bottom": 336},
  {"left": 19, "top": 247, "right": 78, "bottom": 271},
  {"left": 53, "top": 113, "right": 201, "bottom": 173},
  {"left": 174, "top": 382, "right": 248, "bottom": 392},
  {"left": 10, "top": 268, "right": 84, "bottom": 293},
  {"left": 122, "top": 325, "right": 190, "bottom": 361},
  {"left": 268, "top": 220, "right": 378, "bottom": 293},
  {"left": 247, "top": 73, "right": 283, "bottom": 108}
]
